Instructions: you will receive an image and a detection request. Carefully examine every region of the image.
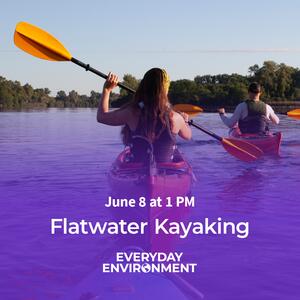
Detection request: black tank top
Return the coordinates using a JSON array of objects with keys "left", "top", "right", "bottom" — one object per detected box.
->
[{"left": 129, "top": 110, "right": 176, "bottom": 163}]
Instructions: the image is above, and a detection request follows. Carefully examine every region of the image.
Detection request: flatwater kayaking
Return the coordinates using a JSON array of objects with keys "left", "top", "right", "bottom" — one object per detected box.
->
[{"left": 2, "top": 19, "right": 298, "bottom": 300}]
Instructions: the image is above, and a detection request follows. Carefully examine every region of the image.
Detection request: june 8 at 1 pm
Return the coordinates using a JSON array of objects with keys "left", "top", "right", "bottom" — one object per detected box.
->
[{"left": 104, "top": 196, "right": 195, "bottom": 208}]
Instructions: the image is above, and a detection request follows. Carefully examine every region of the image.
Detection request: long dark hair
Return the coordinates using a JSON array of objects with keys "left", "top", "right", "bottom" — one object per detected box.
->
[{"left": 122, "top": 68, "right": 171, "bottom": 145}]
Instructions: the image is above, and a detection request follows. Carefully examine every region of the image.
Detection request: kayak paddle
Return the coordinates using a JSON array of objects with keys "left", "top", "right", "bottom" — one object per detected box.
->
[
  {"left": 173, "top": 104, "right": 203, "bottom": 117},
  {"left": 14, "top": 22, "right": 135, "bottom": 93},
  {"left": 188, "top": 120, "right": 263, "bottom": 162},
  {"left": 287, "top": 108, "right": 300, "bottom": 115},
  {"left": 287, "top": 108, "right": 300, "bottom": 120}
]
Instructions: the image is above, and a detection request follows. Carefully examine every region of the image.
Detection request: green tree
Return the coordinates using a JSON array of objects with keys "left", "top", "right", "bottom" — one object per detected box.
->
[
  {"left": 56, "top": 90, "right": 67, "bottom": 101},
  {"left": 120, "top": 74, "right": 139, "bottom": 96},
  {"left": 194, "top": 75, "right": 215, "bottom": 85},
  {"left": 255, "top": 61, "right": 278, "bottom": 98},
  {"left": 248, "top": 64, "right": 259, "bottom": 77},
  {"left": 227, "top": 83, "right": 248, "bottom": 105},
  {"left": 89, "top": 90, "right": 101, "bottom": 107},
  {"left": 276, "top": 64, "right": 295, "bottom": 99},
  {"left": 169, "top": 79, "right": 199, "bottom": 103}
]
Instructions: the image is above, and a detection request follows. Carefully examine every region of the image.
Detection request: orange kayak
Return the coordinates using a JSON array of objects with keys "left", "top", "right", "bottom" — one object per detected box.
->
[{"left": 229, "top": 128, "right": 282, "bottom": 155}]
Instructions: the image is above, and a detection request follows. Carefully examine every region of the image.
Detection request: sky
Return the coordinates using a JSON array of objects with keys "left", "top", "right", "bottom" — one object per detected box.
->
[{"left": 1, "top": 0, "right": 300, "bottom": 95}]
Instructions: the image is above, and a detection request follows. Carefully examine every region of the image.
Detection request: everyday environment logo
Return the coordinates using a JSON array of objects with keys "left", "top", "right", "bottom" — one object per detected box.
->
[{"left": 102, "top": 252, "right": 197, "bottom": 274}]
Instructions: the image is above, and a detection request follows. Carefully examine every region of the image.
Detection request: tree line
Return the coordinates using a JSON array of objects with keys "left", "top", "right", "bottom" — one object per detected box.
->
[
  {"left": 1, "top": 61, "right": 300, "bottom": 110},
  {"left": 0, "top": 76, "right": 119, "bottom": 110}
]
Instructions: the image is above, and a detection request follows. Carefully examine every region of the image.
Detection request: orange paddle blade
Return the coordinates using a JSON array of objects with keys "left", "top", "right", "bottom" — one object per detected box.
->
[
  {"left": 287, "top": 108, "right": 300, "bottom": 116},
  {"left": 173, "top": 104, "right": 203, "bottom": 117},
  {"left": 221, "top": 138, "right": 263, "bottom": 162},
  {"left": 14, "top": 22, "right": 72, "bottom": 61},
  {"left": 287, "top": 109, "right": 300, "bottom": 120}
]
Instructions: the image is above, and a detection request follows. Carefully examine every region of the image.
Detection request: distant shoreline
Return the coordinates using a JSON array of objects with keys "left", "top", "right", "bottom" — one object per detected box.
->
[
  {"left": 2, "top": 60, "right": 300, "bottom": 112},
  {"left": 1, "top": 101, "right": 299, "bottom": 114}
]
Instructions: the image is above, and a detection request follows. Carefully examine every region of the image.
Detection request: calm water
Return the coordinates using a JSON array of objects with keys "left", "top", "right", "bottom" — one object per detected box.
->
[{"left": 0, "top": 109, "right": 299, "bottom": 300}]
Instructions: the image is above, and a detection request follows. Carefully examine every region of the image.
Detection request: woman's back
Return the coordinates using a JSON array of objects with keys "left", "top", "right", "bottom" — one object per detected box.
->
[
  {"left": 97, "top": 68, "right": 192, "bottom": 162},
  {"left": 128, "top": 108, "right": 176, "bottom": 162}
]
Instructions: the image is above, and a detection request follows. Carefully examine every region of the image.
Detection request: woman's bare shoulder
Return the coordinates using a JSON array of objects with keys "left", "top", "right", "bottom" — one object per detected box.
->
[{"left": 170, "top": 110, "right": 184, "bottom": 123}]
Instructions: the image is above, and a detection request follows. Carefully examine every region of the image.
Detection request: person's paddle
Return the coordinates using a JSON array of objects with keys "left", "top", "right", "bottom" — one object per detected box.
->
[
  {"left": 173, "top": 104, "right": 203, "bottom": 117},
  {"left": 287, "top": 109, "right": 300, "bottom": 120},
  {"left": 174, "top": 104, "right": 263, "bottom": 162},
  {"left": 188, "top": 120, "right": 262, "bottom": 162},
  {"left": 14, "top": 21, "right": 262, "bottom": 162},
  {"left": 14, "top": 21, "right": 135, "bottom": 94}
]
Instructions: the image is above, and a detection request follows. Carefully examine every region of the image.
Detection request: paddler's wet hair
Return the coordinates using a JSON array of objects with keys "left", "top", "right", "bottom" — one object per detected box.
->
[
  {"left": 248, "top": 82, "right": 262, "bottom": 94},
  {"left": 121, "top": 68, "right": 171, "bottom": 145}
]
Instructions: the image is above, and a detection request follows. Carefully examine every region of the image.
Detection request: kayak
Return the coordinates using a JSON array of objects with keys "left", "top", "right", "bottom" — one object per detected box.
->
[
  {"left": 108, "top": 148, "right": 194, "bottom": 252},
  {"left": 229, "top": 128, "right": 282, "bottom": 155},
  {"left": 108, "top": 148, "right": 194, "bottom": 199}
]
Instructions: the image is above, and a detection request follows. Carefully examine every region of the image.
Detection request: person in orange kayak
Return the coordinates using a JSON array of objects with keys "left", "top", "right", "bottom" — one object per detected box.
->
[
  {"left": 97, "top": 68, "right": 191, "bottom": 162},
  {"left": 218, "top": 82, "right": 279, "bottom": 134}
]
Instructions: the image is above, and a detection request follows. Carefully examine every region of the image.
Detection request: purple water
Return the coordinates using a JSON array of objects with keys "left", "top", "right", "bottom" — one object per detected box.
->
[{"left": 0, "top": 109, "right": 299, "bottom": 300}]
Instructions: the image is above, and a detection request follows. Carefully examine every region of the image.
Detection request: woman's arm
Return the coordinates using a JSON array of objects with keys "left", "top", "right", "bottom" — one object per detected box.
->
[
  {"left": 176, "top": 112, "right": 192, "bottom": 140},
  {"left": 97, "top": 73, "right": 130, "bottom": 126}
]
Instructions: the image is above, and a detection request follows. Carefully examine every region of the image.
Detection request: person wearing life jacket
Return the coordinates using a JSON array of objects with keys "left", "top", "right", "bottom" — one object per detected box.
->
[
  {"left": 218, "top": 82, "right": 279, "bottom": 134},
  {"left": 97, "top": 68, "right": 191, "bottom": 163}
]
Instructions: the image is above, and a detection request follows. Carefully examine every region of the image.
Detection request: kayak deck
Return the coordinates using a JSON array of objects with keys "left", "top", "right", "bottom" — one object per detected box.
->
[
  {"left": 108, "top": 148, "right": 193, "bottom": 199},
  {"left": 229, "top": 128, "right": 282, "bottom": 155}
]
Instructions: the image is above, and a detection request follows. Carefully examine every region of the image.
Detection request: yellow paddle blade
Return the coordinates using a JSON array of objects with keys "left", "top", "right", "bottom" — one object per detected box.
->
[
  {"left": 287, "top": 108, "right": 300, "bottom": 117},
  {"left": 173, "top": 104, "right": 203, "bottom": 117},
  {"left": 14, "top": 22, "right": 72, "bottom": 61}
]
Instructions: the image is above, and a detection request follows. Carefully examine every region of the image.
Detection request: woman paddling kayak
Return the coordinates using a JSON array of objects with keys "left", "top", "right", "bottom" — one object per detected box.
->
[
  {"left": 97, "top": 68, "right": 192, "bottom": 162},
  {"left": 98, "top": 69, "right": 194, "bottom": 253}
]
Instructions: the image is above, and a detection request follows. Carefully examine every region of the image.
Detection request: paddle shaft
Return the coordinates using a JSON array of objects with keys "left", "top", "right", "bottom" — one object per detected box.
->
[
  {"left": 71, "top": 57, "right": 135, "bottom": 94},
  {"left": 188, "top": 120, "right": 222, "bottom": 141}
]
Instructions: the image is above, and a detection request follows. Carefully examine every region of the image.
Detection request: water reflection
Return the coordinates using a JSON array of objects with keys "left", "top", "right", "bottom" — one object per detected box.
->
[{"left": 0, "top": 110, "right": 299, "bottom": 300}]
